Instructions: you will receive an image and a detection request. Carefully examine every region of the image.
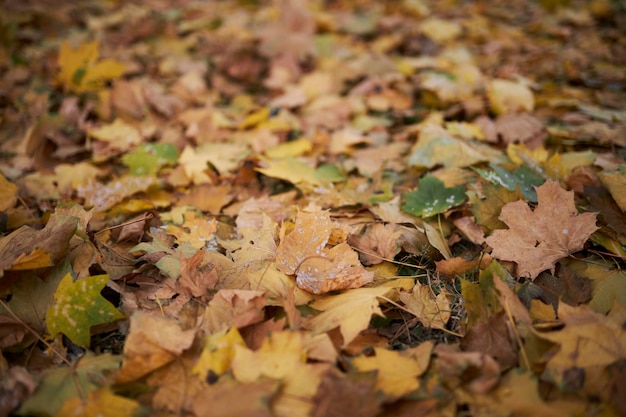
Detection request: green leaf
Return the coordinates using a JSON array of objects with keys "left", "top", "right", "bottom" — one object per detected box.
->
[
  {"left": 122, "top": 143, "right": 178, "bottom": 176},
  {"left": 473, "top": 164, "right": 544, "bottom": 202},
  {"left": 46, "top": 273, "right": 125, "bottom": 347},
  {"left": 315, "top": 163, "right": 346, "bottom": 183},
  {"left": 16, "top": 353, "right": 121, "bottom": 417},
  {"left": 401, "top": 175, "right": 466, "bottom": 218}
]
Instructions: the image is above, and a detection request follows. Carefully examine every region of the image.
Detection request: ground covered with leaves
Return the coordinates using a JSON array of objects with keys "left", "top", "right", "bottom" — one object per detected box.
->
[{"left": 1, "top": 0, "right": 626, "bottom": 415}]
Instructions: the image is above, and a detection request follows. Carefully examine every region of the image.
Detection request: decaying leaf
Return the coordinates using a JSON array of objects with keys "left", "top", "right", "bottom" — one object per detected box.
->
[
  {"left": 306, "top": 287, "right": 392, "bottom": 347},
  {"left": 46, "top": 272, "right": 124, "bottom": 347},
  {"left": 276, "top": 210, "right": 373, "bottom": 294},
  {"left": 57, "top": 40, "right": 125, "bottom": 93},
  {"left": 486, "top": 180, "right": 598, "bottom": 279},
  {"left": 117, "top": 312, "right": 195, "bottom": 383},
  {"left": 399, "top": 283, "right": 452, "bottom": 330}
]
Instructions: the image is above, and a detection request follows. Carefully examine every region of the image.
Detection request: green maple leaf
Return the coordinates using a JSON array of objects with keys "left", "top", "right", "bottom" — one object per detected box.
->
[
  {"left": 473, "top": 164, "right": 544, "bottom": 202},
  {"left": 46, "top": 272, "right": 125, "bottom": 347},
  {"left": 122, "top": 143, "right": 178, "bottom": 176},
  {"left": 402, "top": 175, "right": 466, "bottom": 218}
]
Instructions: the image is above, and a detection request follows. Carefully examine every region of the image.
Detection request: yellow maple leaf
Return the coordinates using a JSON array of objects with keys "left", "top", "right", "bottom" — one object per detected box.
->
[
  {"left": 164, "top": 210, "right": 217, "bottom": 250},
  {"left": 399, "top": 283, "right": 452, "bottom": 330},
  {"left": 193, "top": 328, "right": 246, "bottom": 379},
  {"left": 487, "top": 79, "right": 535, "bottom": 115},
  {"left": 352, "top": 347, "right": 422, "bottom": 398},
  {"left": 57, "top": 40, "right": 125, "bottom": 93},
  {"left": 0, "top": 173, "right": 18, "bottom": 212},
  {"left": 56, "top": 387, "right": 140, "bottom": 417},
  {"left": 307, "top": 287, "right": 392, "bottom": 347}
]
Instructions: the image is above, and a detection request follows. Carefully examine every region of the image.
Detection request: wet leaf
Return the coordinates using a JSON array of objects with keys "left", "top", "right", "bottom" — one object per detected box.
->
[{"left": 402, "top": 175, "right": 466, "bottom": 218}]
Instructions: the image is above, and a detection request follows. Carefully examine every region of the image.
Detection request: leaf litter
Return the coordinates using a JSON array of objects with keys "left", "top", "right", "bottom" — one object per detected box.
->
[{"left": 1, "top": 0, "right": 626, "bottom": 416}]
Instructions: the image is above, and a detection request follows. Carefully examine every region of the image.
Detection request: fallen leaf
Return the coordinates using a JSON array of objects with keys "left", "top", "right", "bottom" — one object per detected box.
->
[
  {"left": 117, "top": 312, "right": 195, "bottom": 383},
  {"left": 276, "top": 210, "right": 374, "bottom": 294},
  {"left": 311, "top": 370, "right": 380, "bottom": 417},
  {"left": 352, "top": 347, "right": 423, "bottom": 399},
  {"left": 306, "top": 287, "right": 392, "bottom": 347},
  {"left": 597, "top": 167, "right": 626, "bottom": 213},
  {"left": 0, "top": 173, "right": 18, "bottom": 212},
  {"left": 56, "top": 387, "right": 140, "bottom": 417},
  {"left": 46, "top": 272, "right": 124, "bottom": 347},
  {"left": 348, "top": 223, "right": 403, "bottom": 265},
  {"left": 402, "top": 175, "right": 466, "bottom": 218},
  {"left": 57, "top": 40, "right": 125, "bottom": 93},
  {"left": 192, "top": 377, "right": 278, "bottom": 417},
  {"left": 399, "top": 283, "right": 452, "bottom": 330},
  {"left": 17, "top": 354, "right": 121, "bottom": 417},
  {"left": 487, "top": 79, "right": 535, "bottom": 115},
  {"left": 485, "top": 180, "right": 598, "bottom": 279},
  {"left": 192, "top": 327, "right": 246, "bottom": 380},
  {"left": 0, "top": 213, "right": 77, "bottom": 276},
  {"left": 199, "top": 289, "right": 267, "bottom": 334}
]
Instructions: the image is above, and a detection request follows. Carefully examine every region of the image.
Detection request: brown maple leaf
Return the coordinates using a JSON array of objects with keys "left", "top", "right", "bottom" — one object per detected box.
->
[{"left": 485, "top": 180, "right": 597, "bottom": 279}]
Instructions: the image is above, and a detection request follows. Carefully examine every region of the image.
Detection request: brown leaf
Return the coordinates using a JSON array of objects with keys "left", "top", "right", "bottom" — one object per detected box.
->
[
  {"left": 178, "top": 248, "right": 219, "bottom": 300},
  {"left": 311, "top": 370, "right": 381, "bottom": 417},
  {"left": 0, "top": 213, "right": 77, "bottom": 277},
  {"left": 192, "top": 377, "right": 278, "bottom": 417},
  {"left": 485, "top": 180, "right": 598, "bottom": 279},
  {"left": 117, "top": 312, "right": 195, "bottom": 383},
  {"left": 199, "top": 289, "right": 267, "bottom": 334},
  {"left": 434, "top": 344, "right": 501, "bottom": 394},
  {"left": 348, "top": 223, "right": 403, "bottom": 265},
  {"left": 460, "top": 311, "right": 518, "bottom": 370}
]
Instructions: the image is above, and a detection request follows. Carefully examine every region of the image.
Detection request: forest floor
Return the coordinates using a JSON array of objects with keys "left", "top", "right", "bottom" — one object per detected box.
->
[{"left": 1, "top": 0, "right": 626, "bottom": 416}]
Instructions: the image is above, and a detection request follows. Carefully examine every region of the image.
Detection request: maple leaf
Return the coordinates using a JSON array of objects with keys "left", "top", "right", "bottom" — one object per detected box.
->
[
  {"left": 57, "top": 40, "right": 125, "bottom": 93},
  {"left": 485, "top": 180, "right": 598, "bottom": 279},
  {"left": 0, "top": 213, "right": 77, "bottom": 277},
  {"left": 352, "top": 347, "right": 423, "bottom": 399},
  {"left": 276, "top": 210, "right": 374, "bottom": 294},
  {"left": 46, "top": 272, "right": 124, "bottom": 347},
  {"left": 399, "top": 283, "right": 452, "bottom": 330},
  {"left": 56, "top": 388, "right": 140, "bottom": 417},
  {"left": 348, "top": 223, "right": 403, "bottom": 265},
  {"left": 77, "top": 176, "right": 156, "bottom": 212},
  {"left": 17, "top": 353, "right": 122, "bottom": 417},
  {"left": 0, "top": 173, "right": 18, "bottom": 211},
  {"left": 402, "top": 175, "right": 466, "bottom": 218},
  {"left": 117, "top": 312, "right": 195, "bottom": 383},
  {"left": 306, "top": 287, "right": 392, "bottom": 347}
]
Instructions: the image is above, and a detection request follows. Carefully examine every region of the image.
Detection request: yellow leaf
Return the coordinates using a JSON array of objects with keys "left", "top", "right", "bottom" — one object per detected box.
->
[
  {"left": 265, "top": 138, "right": 313, "bottom": 159},
  {"left": 487, "top": 79, "right": 535, "bottom": 115},
  {"left": 545, "top": 150, "right": 595, "bottom": 180},
  {"left": 88, "top": 119, "right": 142, "bottom": 151},
  {"left": 353, "top": 348, "right": 421, "bottom": 398},
  {"left": 239, "top": 107, "right": 270, "bottom": 129},
  {"left": 117, "top": 312, "right": 195, "bottom": 383},
  {"left": 598, "top": 168, "right": 626, "bottom": 212},
  {"left": 193, "top": 328, "right": 246, "bottom": 379},
  {"left": 506, "top": 142, "right": 549, "bottom": 166},
  {"left": 56, "top": 388, "right": 139, "bottom": 417},
  {"left": 232, "top": 330, "right": 306, "bottom": 383},
  {"left": 399, "top": 283, "right": 452, "bottom": 330},
  {"left": 57, "top": 41, "right": 124, "bottom": 93},
  {"left": 256, "top": 156, "right": 320, "bottom": 186},
  {"left": 0, "top": 173, "right": 18, "bottom": 211},
  {"left": 10, "top": 248, "right": 52, "bottom": 270},
  {"left": 308, "top": 287, "right": 392, "bottom": 347}
]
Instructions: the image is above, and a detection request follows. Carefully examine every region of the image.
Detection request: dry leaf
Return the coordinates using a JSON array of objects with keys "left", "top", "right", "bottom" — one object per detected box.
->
[
  {"left": 486, "top": 180, "right": 598, "bottom": 279},
  {"left": 399, "top": 283, "right": 452, "bottom": 330}
]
